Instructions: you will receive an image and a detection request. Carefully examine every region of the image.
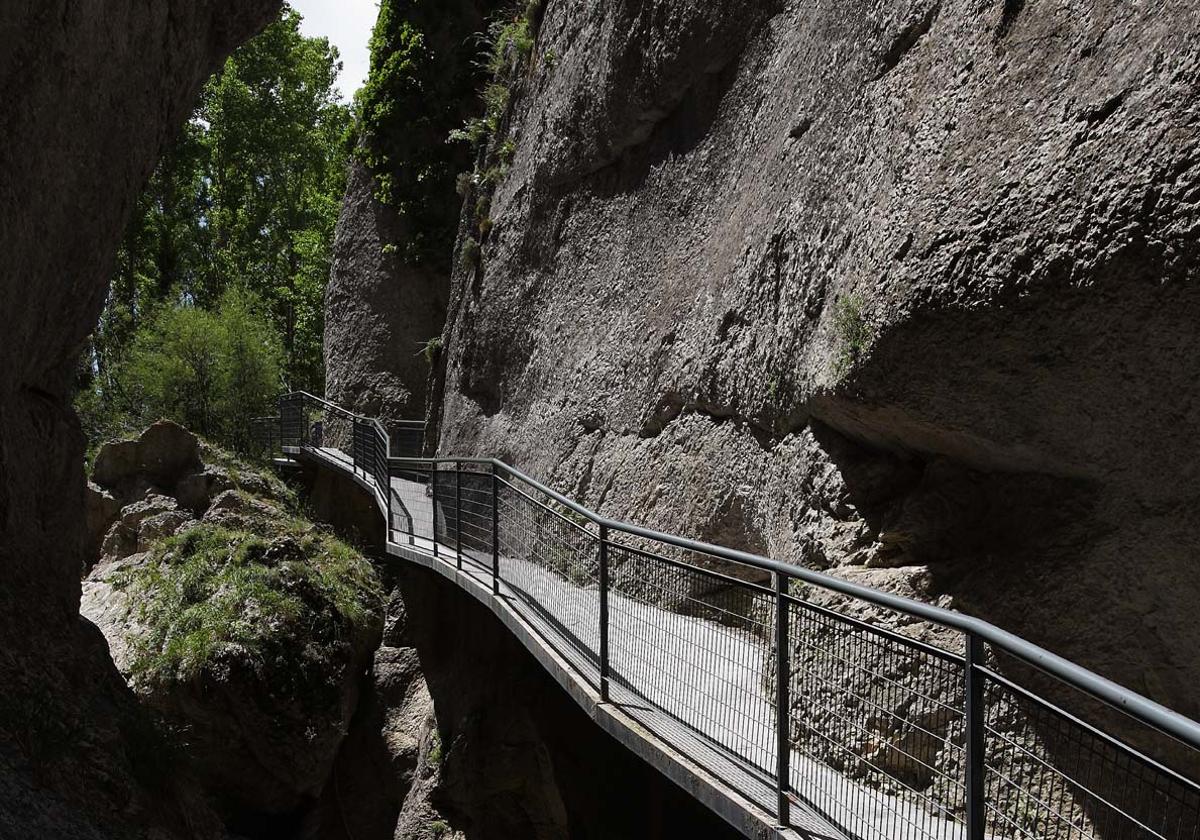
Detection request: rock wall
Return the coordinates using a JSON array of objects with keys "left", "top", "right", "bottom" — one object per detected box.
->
[
  {"left": 429, "top": 0, "right": 1200, "bottom": 730},
  {"left": 324, "top": 161, "right": 450, "bottom": 425},
  {"left": 324, "top": 0, "right": 503, "bottom": 428},
  {"left": 0, "top": 2, "right": 279, "bottom": 836}
]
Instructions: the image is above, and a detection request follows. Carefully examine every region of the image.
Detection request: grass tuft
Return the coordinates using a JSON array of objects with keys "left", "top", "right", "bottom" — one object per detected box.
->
[
  {"left": 832, "top": 294, "right": 874, "bottom": 376},
  {"left": 116, "top": 520, "right": 382, "bottom": 690}
]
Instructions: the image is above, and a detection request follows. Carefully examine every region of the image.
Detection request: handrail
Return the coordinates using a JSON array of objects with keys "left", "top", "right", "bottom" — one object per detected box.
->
[
  {"left": 380, "top": 462, "right": 1200, "bottom": 750},
  {"left": 282, "top": 390, "right": 390, "bottom": 448},
  {"left": 402, "top": 454, "right": 1200, "bottom": 752},
  {"left": 278, "top": 394, "right": 1200, "bottom": 840}
]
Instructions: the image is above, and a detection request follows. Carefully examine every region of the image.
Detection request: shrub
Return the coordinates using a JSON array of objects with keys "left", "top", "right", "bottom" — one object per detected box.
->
[
  {"left": 419, "top": 336, "right": 445, "bottom": 366},
  {"left": 832, "top": 294, "right": 874, "bottom": 375},
  {"left": 94, "top": 286, "right": 284, "bottom": 451}
]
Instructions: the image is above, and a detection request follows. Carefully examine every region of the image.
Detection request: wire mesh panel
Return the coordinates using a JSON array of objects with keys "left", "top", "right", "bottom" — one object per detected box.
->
[
  {"left": 269, "top": 395, "right": 1200, "bottom": 840},
  {"left": 785, "top": 593, "right": 966, "bottom": 840},
  {"left": 389, "top": 421, "right": 425, "bottom": 458},
  {"left": 248, "top": 416, "right": 280, "bottom": 459},
  {"left": 455, "top": 463, "right": 496, "bottom": 574},
  {"left": 496, "top": 474, "right": 601, "bottom": 683},
  {"left": 280, "top": 396, "right": 303, "bottom": 449},
  {"left": 606, "top": 537, "right": 777, "bottom": 779},
  {"left": 388, "top": 460, "right": 437, "bottom": 546},
  {"left": 981, "top": 664, "right": 1200, "bottom": 840}
]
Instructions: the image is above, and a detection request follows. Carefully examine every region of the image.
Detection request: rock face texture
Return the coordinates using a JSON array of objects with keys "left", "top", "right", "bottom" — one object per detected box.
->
[
  {"left": 423, "top": 0, "right": 1200, "bottom": 732},
  {"left": 315, "top": 588, "right": 455, "bottom": 840},
  {"left": 324, "top": 161, "right": 450, "bottom": 427},
  {"left": 0, "top": 2, "right": 279, "bottom": 836}
]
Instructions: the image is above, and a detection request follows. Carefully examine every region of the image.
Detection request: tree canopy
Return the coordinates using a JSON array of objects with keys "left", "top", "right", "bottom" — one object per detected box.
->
[{"left": 82, "top": 4, "right": 350, "bottom": 450}]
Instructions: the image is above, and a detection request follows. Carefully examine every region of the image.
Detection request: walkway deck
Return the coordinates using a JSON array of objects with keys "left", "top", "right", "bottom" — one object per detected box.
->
[{"left": 298, "top": 445, "right": 953, "bottom": 840}]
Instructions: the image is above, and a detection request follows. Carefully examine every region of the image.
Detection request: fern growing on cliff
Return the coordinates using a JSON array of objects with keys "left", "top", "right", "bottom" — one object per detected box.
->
[
  {"left": 446, "top": 1, "right": 546, "bottom": 257},
  {"left": 832, "top": 294, "right": 874, "bottom": 376}
]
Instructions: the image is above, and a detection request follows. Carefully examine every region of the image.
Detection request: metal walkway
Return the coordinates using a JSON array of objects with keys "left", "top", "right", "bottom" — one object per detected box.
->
[{"left": 261, "top": 393, "right": 1200, "bottom": 840}]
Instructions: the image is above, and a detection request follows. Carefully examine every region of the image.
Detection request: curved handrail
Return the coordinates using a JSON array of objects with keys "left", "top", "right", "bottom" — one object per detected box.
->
[
  {"left": 385, "top": 453, "right": 1200, "bottom": 753},
  {"left": 282, "top": 390, "right": 391, "bottom": 444},
  {"left": 280, "top": 395, "right": 1200, "bottom": 840}
]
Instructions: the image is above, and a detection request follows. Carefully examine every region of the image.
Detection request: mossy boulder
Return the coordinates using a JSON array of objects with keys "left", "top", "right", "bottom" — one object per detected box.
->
[{"left": 81, "top": 433, "right": 384, "bottom": 824}]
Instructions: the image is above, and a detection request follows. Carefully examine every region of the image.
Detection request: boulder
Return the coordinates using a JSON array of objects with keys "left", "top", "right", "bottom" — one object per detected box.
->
[
  {"left": 201, "top": 489, "right": 283, "bottom": 531},
  {"left": 90, "top": 440, "right": 141, "bottom": 492},
  {"left": 136, "top": 511, "right": 195, "bottom": 552},
  {"left": 81, "top": 525, "right": 384, "bottom": 824},
  {"left": 84, "top": 481, "right": 122, "bottom": 565},
  {"left": 92, "top": 421, "right": 202, "bottom": 499},
  {"left": 136, "top": 421, "right": 203, "bottom": 486},
  {"left": 175, "top": 467, "right": 235, "bottom": 514},
  {"left": 98, "top": 494, "right": 182, "bottom": 565},
  {"left": 80, "top": 555, "right": 147, "bottom": 673}
]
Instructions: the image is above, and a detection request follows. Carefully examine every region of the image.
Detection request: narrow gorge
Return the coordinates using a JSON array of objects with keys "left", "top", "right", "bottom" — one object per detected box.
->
[{"left": 2, "top": 0, "right": 1199, "bottom": 839}]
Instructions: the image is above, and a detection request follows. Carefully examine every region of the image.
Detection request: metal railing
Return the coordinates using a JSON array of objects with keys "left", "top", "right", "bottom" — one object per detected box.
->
[{"left": 266, "top": 393, "right": 1200, "bottom": 840}]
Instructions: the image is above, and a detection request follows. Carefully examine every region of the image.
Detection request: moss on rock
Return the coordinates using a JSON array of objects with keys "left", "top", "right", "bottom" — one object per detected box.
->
[{"left": 117, "top": 520, "right": 382, "bottom": 691}]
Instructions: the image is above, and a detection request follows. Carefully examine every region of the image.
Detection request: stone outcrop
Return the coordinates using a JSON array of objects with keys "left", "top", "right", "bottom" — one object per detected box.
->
[
  {"left": 324, "top": 160, "right": 451, "bottom": 427},
  {"left": 0, "top": 2, "right": 279, "bottom": 837},
  {"left": 417, "top": 0, "right": 1200, "bottom": 734},
  {"left": 93, "top": 421, "right": 202, "bottom": 492},
  {"left": 315, "top": 589, "right": 455, "bottom": 840},
  {"left": 81, "top": 431, "right": 385, "bottom": 834},
  {"left": 86, "top": 422, "right": 297, "bottom": 569}
]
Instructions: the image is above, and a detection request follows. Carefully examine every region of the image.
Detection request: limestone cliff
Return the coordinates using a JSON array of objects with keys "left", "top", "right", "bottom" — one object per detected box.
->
[
  {"left": 425, "top": 0, "right": 1200, "bottom": 730},
  {"left": 323, "top": 0, "right": 501, "bottom": 427},
  {"left": 0, "top": 2, "right": 279, "bottom": 837},
  {"left": 324, "top": 161, "right": 449, "bottom": 425}
]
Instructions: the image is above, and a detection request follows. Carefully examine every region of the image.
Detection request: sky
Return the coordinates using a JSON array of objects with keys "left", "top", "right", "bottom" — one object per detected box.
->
[{"left": 290, "top": 0, "right": 380, "bottom": 101}]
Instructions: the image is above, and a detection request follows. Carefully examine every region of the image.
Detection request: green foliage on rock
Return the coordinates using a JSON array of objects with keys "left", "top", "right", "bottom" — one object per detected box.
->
[
  {"left": 352, "top": 0, "right": 499, "bottom": 267},
  {"left": 832, "top": 294, "right": 874, "bottom": 375},
  {"left": 448, "top": 1, "right": 545, "bottom": 253},
  {"left": 117, "top": 518, "right": 382, "bottom": 690}
]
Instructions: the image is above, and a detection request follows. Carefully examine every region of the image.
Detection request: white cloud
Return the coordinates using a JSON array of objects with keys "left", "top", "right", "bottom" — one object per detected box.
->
[{"left": 290, "top": 0, "right": 380, "bottom": 101}]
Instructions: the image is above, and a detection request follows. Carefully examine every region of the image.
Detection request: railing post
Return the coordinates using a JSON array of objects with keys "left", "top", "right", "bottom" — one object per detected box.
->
[
  {"left": 431, "top": 465, "right": 439, "bottom": 559},
  {"left": 352, "top": 418, "right": 360, "bottom": 476},
  {"left": 491, "top": 464, "right": 500, "bottom": 595},
  {"left": 455, "top": 460, "right": 463, "bottom": 570},
  {"left": 599, "top": 522, "right": 610, "bottom": 702},
  {"left": 965, "top": 632, "right": 986, "bottom": 840},
  {"left": 774, "top": 571, "right": 790, "bottom": 826},
  {"left": 385, "top": 450, "right": 392, "bottom": 546}
]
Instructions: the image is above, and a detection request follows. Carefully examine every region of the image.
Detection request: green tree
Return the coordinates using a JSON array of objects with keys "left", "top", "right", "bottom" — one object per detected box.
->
[
  {"left": 112, "top": 288, "right": 284, "bottom": 448},
  {"left": 98, "top": 3, "right": 349, "bottom": 401},
  {"left": 201, "top": 8, "right": 349, "bottom": 388}
]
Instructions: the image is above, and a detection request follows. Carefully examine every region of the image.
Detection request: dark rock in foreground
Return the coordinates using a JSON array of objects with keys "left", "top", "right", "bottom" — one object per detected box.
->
[
  {"left": 82, "top": 431, "right": 383, "bottom": 831},
  {"left": 0, "top": 2, "right": 280, "bottom": 836}
]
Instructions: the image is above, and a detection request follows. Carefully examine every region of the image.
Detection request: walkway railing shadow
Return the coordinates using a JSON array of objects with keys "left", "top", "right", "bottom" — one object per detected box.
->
[{"left": 268, "top": 392, "right": 1200, "bottom": 840}]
